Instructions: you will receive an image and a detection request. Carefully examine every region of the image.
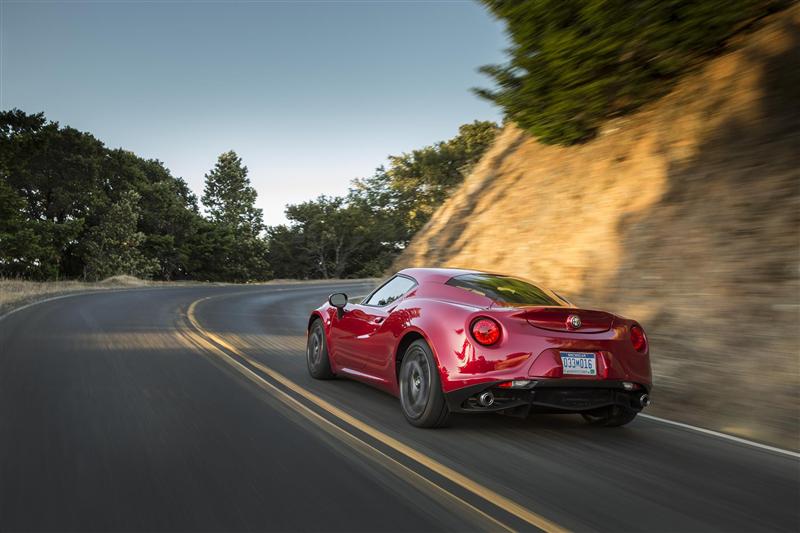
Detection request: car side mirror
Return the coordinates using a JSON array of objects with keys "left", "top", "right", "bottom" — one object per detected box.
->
[{"left": 329, "top": 292, "right": 348, "bottom": 317}]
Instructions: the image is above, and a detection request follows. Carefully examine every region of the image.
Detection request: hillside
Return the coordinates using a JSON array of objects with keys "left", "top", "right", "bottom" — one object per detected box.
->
[{"left": 395, "top": 7, "right": 800, "bottom": 448}]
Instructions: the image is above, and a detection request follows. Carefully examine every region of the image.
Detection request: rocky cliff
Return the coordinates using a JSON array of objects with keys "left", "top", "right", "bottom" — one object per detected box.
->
[{"left": 395, "top": 7, "right": 800, "bottom": 448}]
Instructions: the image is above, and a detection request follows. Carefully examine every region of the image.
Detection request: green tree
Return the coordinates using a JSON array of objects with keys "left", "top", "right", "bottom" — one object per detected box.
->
[
  {"left": 108, "top": 151, "right": 201, "bottom": 280},
  {"left": 283, "top": 196, "right": 362, "bottom": 279},
  {"left": 187, "top": 220, "right": 270, "bottom": 282},
  {"left": 268, "top": 195, "right": 396, "bottom": 280},
  {"left": 82, "top": 190, "right": 159, "bottom": 280},
  {"left": 0, "top": 177, "right": 60, "bottom": 279},
  {"left": 265, "top": 224, "right": 313, "bottom": 279},
  {"left": 350, "top": 120, "right": 498, "bottom": 242},
  {"left": 383, "top": 120, "right": 499, "bottom": 237},
  {"left": 267, "top": 121, "right": 499, "bottom": 279},
  {"left": 476, "top": 0, "right": 783, "bottom": 145},
  {"left": 195, "top": 151, "right": 269, "bottom": 281},
  {"left": 0, "top": 110, "right": 269, "bottom": 282},
  {"left": 201, "top": 151, "right": 263, "bottom": 235},
  {"left": 1, "top": 110, "right": 495, "bottom": 282},
  {"left": 0, "top": 109, "right": 104, "bottom": 277}
]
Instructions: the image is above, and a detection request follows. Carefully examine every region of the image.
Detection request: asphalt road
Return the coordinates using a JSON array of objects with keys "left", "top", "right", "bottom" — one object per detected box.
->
[{"left": 0, "top": 282, "right": 797, "bottom": 532}]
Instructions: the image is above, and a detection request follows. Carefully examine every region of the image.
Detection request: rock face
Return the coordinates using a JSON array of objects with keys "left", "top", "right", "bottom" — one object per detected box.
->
[{"left": 394, "top": 7, "right": 800, "bottom": 448}]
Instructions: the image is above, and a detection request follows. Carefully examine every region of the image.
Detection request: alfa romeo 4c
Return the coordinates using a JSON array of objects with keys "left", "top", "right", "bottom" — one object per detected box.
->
[{"left": 306, "top": 268, "right": 652, "bottom": 428}]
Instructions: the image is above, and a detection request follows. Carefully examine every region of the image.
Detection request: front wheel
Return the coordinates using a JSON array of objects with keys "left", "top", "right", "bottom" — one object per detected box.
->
[
  {"left": 581, "top": 406, "right": 637, "bottom": 427},
  {"left": 399, "top": 339, "right": 449, "bottom": 428},
  {"left": 307, "top": 319, "right": 335, "bottom": 379}
]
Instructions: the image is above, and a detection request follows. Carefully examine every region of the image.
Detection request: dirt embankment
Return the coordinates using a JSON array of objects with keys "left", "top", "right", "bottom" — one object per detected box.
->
[{"left": 395, "top": 8, "right": 800, "bottom": 449}]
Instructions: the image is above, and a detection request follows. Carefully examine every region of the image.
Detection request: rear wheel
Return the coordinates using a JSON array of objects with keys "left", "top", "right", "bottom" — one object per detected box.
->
[
  {"left": 307, "top": 319, "right": 335, "bottom": 379},
  {"left": 399, "top": 339, "right": 449, "bottom": 428},
  {"left": 581, "top": 406, "right": 637, "bottom": 427}
]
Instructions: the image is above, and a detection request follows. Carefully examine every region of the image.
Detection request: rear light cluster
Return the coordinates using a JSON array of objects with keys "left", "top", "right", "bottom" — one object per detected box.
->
[
  {"left": 630, "top": 324, "right": 647, "bottom": 352},
  {"left": 497, "top": 380, "right": 531, "bottom": 388},
  {"left": 471, "top": 317, "right": 501, "bottom": 346}
]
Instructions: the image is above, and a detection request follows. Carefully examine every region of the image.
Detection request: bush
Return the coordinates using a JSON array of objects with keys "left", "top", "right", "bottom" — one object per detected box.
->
[{"left": 476, "top": 0, "right": 784, "bottom": 144}]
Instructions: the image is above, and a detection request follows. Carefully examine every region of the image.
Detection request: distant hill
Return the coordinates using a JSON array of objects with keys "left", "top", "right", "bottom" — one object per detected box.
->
[{"left": 395, "top": 6, "right": 800, "bottom": 449}]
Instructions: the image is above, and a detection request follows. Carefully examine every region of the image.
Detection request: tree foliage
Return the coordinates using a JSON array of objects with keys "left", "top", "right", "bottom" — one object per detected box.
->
[
  {"left": 187, "top": 219, "right": 270, "bottom": 282},
  {"left": 0, "top": 178, "right": 59, "bottom": 279},
  {"left": 268, "top": 195, "right": 397, "bottom": 279},
  {"left": 202, "top": 151, "right": 263, "bottom": 235},
  {"left": 1, "top": 110, "right": 497, "bottom": 281},
  {"left": 0, "top": 110, "right": 270, "bottom": 281},
  {"left": 476, "top": 0, "right": 783, "bottom": 144},
  {"left": 195, "top": 151, "right": 269, "bottom": 281},
  {"left": 370, "top": 120, "right": 499, "bottom": 238},
  {"left": 82, "top": 190, "right": 159, "bottom": 280},
  {"left": 267, "top": 121, "right": 499, "bottom": 278}
]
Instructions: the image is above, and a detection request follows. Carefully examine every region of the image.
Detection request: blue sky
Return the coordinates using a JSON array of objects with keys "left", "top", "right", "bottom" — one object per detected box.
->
[{"left": 1, "top": 0, "right": 506, "bottom": 224}]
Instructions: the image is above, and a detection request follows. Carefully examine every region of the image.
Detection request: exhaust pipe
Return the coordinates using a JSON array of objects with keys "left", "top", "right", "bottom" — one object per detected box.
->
[
  {"left": 638, "top": 393, "right": 650, "bottom": 409},
  {"left": 478, "top": 391, "right": 495, "bottom": 407}
]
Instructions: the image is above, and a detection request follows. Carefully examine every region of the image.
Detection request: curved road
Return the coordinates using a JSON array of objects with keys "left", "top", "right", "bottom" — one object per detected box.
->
[{"left": 0, "top": 283, "right": 797, "bottom": 532}]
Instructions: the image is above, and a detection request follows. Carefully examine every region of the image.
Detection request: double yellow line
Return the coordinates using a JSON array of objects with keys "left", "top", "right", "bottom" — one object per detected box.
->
[{"left": 184, "top": 295, "right": 567, "bottom": 533}]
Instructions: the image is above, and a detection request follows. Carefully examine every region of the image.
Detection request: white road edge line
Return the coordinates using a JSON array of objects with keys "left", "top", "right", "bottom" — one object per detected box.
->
[
  {"left": 0, "top": 282, "right": 374, "bottom": 322},
  {"left": 0, "top": 291, "right": 118, "bottom": 322},
  {"left": 639, "top": 414, "right": 800, "bottom": 459}
]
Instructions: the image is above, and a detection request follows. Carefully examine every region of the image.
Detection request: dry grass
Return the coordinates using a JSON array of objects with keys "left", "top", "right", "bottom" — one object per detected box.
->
[{"left": 0, "top": 277, "right": 157, "bottom": 316}]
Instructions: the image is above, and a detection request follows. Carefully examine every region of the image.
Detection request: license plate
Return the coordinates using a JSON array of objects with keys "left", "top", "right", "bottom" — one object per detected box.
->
[{"left": 560, "top": 352, "right": 597, "bottom": 376}]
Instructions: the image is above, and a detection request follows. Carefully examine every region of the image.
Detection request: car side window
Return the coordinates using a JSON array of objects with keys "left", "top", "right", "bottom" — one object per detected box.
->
[{"left": 363, "top": 276, "right": 416, "bottom": 307}]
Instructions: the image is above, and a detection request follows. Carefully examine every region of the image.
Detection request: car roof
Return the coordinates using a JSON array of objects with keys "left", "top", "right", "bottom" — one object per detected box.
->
[{"left": 396, "top": 267, "right": 485, "bottom": 284}]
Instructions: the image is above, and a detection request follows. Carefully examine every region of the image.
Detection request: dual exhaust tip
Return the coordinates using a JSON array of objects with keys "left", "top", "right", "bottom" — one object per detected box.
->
[
  {"left": 476, "top": 390, "right": 649, "bottom": 409},
  {"left": 638, "top": 393, "right": 650, "bottom": 409},
  {"left": 478, "top": 391, "right": 495, "bottom": 407}
]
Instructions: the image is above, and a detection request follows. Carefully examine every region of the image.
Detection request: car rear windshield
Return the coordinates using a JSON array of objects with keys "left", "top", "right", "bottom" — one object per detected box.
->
[{"left": 445, "top": 274, "right": 567, "bottom": 307}]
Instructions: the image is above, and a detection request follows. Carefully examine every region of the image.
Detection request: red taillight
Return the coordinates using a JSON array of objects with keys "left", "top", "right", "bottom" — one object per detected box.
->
[
  {"left": 471, "top": 317, "right": 501, "bottom": 346},
  {"left": 630, "top": 325, "right": 647, "bottom": 352}
]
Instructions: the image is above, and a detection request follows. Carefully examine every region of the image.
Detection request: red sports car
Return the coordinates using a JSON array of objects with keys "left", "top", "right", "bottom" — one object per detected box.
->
[{"left": 306, "top": 268, "right": 652, "bottom": 428}]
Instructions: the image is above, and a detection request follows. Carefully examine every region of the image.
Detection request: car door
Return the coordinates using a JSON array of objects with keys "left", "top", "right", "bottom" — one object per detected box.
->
[{"left": 330, "top": 276, "right": 416, "bottom": 377}]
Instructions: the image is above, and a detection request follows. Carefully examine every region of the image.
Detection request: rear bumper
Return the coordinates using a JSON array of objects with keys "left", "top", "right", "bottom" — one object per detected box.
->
[{"left": 444, "top": 379, "right": 652, "bottom": 415}]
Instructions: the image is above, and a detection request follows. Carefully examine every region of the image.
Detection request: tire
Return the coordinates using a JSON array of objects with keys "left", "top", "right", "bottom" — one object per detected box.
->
[
  {"left": 581, "top": 406, "right": 638, "bottom": 427},
  {"left": 398, "top": 339, "right": 450, "bottom": 428},
  {"left": 307, "top": 319, "right": 335, "bottom": 379}
]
